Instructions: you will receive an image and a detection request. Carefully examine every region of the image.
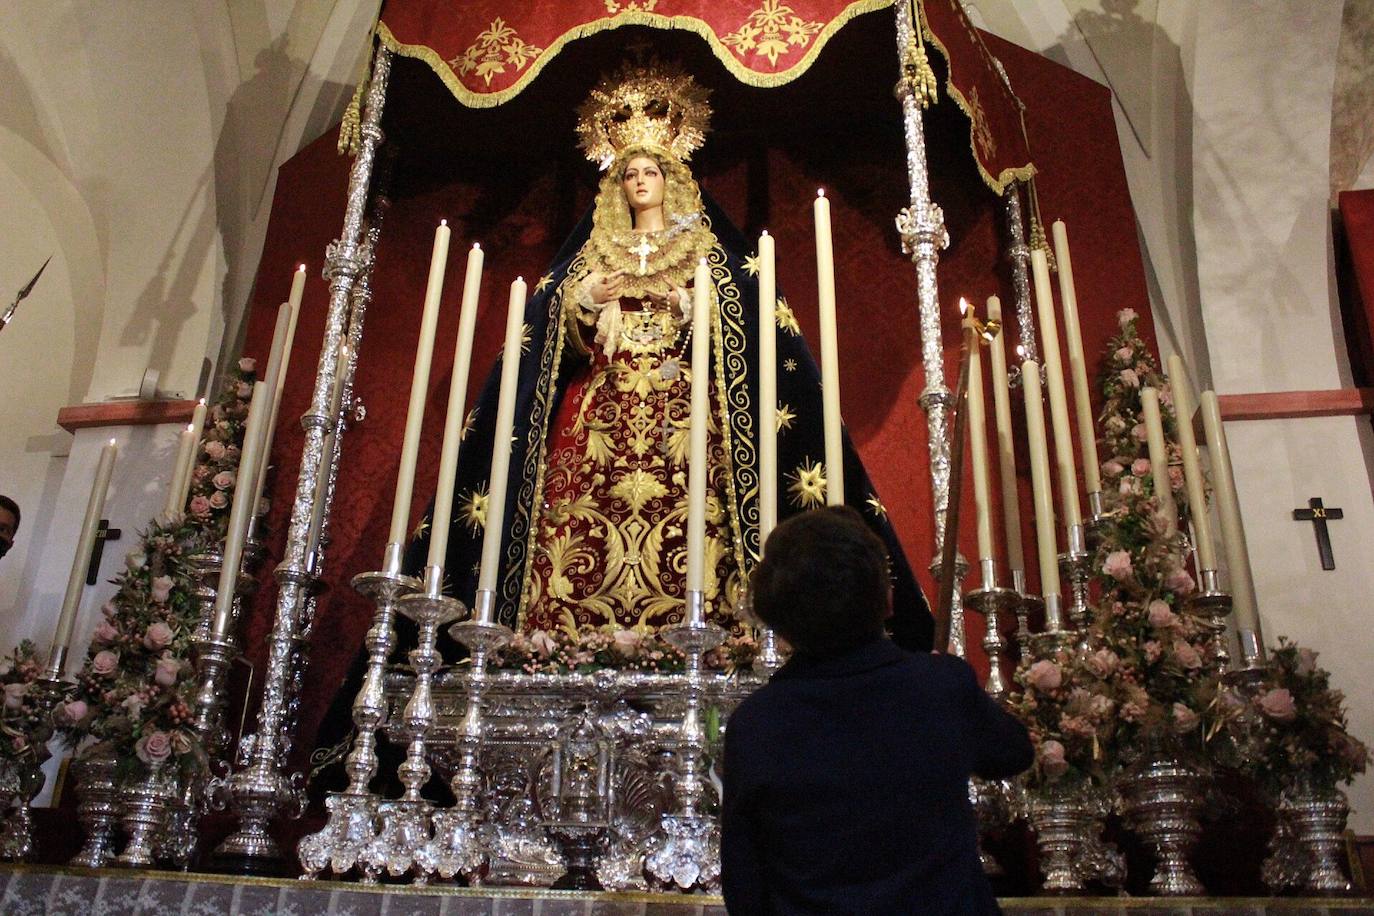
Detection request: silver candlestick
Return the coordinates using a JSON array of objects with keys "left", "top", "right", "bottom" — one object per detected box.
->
[
  {"left": 422, "top": 588, "right": 512, "bottom": 881},
  {"left": 647, "top": 591, "right": 725, "bottom": 890},
  {"left": 965, "top": 559, "right": 1016, "bottom": 701},
  {"left": 297, "top": 566, "right": 419, "bottom": 879},
  {"left": 1058, "top": 523, "right": 1093, "bottom": 646},
  {"left": 360, "top": 567, "right": 464, "bottom": 883},
  {"left": 1186, "top": 568, "right": 1233, "bottom": 672},
  {"left": 751, "top": 627, "right": 785, "bottom": 678}
]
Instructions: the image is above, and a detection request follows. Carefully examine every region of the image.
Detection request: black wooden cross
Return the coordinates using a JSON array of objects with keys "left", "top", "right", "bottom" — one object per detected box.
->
[
  {"left": 86, "top": 519, "right": 122, "bottom": 584},
  {"left": 1292, "top": 497, "right": 1342, "bottom": 571}
]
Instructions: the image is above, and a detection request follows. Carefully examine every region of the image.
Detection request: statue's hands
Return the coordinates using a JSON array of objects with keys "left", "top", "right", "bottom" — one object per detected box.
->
[{"left": 588, "top": 270, "right": 627, "bottom": 305}]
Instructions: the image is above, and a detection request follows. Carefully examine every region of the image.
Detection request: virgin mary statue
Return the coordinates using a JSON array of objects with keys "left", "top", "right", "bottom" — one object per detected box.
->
[{"left": 405, "top": 60, "right": 933, "bottom": 651}]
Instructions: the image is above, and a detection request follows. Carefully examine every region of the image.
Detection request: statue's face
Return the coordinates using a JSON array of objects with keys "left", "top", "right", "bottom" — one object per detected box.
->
[{"left": 621, "top": 156, "right": 665, "bottom": 214}]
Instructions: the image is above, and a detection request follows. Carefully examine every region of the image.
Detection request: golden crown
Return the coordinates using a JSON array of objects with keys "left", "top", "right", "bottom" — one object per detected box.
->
[{"left": 576, "top": 60, "right": 711, "bottom": 170}]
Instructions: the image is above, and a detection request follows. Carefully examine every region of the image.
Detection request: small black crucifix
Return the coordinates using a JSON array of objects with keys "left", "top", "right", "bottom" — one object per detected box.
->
[
  {"left": 86, "top": 519, "right": 122, "bottom": 585},
  {"left": 1292, "top": 497, "right": 1343, "bottom": 571}
]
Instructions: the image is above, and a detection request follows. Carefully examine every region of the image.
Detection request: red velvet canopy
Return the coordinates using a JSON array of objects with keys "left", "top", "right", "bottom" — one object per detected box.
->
[{"left": 237, "top": 12, "right": 1156, "bottom": 768}]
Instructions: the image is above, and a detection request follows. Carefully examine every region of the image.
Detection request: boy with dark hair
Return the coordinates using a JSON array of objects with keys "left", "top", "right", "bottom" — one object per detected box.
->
[
  {"left": 721, "top": 506, "right": 1032, "bottom": 915},
  {"left": 0, "top": 495, "right": 19, "bottom": 561}
]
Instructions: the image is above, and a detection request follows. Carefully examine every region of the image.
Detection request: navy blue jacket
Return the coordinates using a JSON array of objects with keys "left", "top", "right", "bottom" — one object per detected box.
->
[{"left": 720, "top": 637, "right": 1032, "bottom": 915}]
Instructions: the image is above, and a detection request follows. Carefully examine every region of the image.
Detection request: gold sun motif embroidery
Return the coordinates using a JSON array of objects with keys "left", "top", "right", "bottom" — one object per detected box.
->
[
  {"left": 866, "top": 495, "right": 888, "bottom": 518},
  {"left": 609, "top": 469, "right": 669, "bottom": 513},
  {"left": 722, "top": 0, "right": 824, "bottom": 68},
  {"left": 534, "top": 273, "right": 555, "bottom": 294},
  {"left": 460, "top": 486, "right": 489, "bottom": 532},
  {"left": 450, "top": 18, "right": 543, "bottom": 87},
  {"left": 775, "top": 297, "right": 801, "bottom": 335},
  {"left": 783, "top": 358, "right": 798, "bottom": 372},
  {"left": 411, "top": 517, "right": 430, "bottom": 540},
  {"left": 776, "top": 402, "right": 796, "bottom": 432},
  {"left": 966, "top": 86, "right": 998, "bottom": 161},
  {"left": 462, "top": 407, "right": 479, "bottom": 441},
  {"left": 743, "top": 254, "right": 760, "bottom": 277},
  {"left": 521, "top": 322, "right": 533, "bottom": 354},
  {"left": 787, "top": 458, "right": 827, "bottom": 509}
]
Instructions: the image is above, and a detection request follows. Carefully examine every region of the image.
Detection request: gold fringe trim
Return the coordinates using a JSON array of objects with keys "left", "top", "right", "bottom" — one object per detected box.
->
[
  {"left": 338, "top": 11, "right": 383, "bottom": 157},
  {"left": 916, "top": 0, "right": 1036, "bottom": 195},
  {"left": 1026, "top": 173, "right": 1057, "bottom": 271},
  {"left": 376, "top": 1, "right": 894, "bottom": 110}
]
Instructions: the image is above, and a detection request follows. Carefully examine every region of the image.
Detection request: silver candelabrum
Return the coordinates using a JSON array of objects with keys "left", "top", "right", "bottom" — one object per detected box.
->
[
  {"left": 646, "top": 591, "right": 725, "bottom": 891},
  {"left": 297, "top": 565, "right": 418, "bottom": 879}
]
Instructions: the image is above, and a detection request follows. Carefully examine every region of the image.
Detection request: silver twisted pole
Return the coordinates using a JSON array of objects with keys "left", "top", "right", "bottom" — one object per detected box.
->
[
  {"left": 213, "top": 45, "right": 393, "bottom": 868},
  {"left": 1003, "top": 186, "right": 1038, "bottom": 366}
]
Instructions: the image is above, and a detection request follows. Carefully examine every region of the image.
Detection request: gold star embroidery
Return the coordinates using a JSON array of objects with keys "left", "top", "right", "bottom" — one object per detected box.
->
[
  {"left": 786, "top": 458, "right": 827, "bottom": 509},
  {"left": 743, "top": 254, "right": 760, "bottom": 277},
  {"left": 534, "top": 274, "right": 555, "bottom": 294},
  {"left": 776, "top": 402, "right": 796, "bottom": 432},
  {"left": 460, "top": 485, "right": 490, "bottom": 532},
  {"left": 462, "top": 407, "right": 479, "bottom": 441},
  {"left": 521, "top": 322, "right": 533, "bottom": 354},
  {"left": 866, "top": 495, "right": 888, "bottom": 518},
  {"left": 775, "top": 297, "right": 801, "bottom": 335},
  {"left": 411, "top": 517, "right": 431, "bottom": 540},
  {"left": 783, "top": 358, "right": 798, "bottom": 372}
]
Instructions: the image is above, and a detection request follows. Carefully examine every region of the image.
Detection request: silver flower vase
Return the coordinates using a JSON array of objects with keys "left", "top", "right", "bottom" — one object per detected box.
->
[
  {"left": 115, "top": 760, "right": 175, "bottom": 867},
  {"left": 1118, "top": 743, "right": 1206, "bottom": 896},
  {"left": 1026, "top": 780, "right": 1092, "bottom": 893},
  {"left": 1264, "top": 776, "right": 1353, "bottom": 895},
  {"left": 70, "top": 750, "right": 121, "bottom": 868}
]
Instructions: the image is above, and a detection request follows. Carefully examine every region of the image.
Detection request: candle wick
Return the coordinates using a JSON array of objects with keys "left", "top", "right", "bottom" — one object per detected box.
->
[
  {"left": 473, "top": 242, "right": 481, "bottom": 250},
  {"left": 440, "top": 219, "right": 448, "bottom": 227},
  {"left": 817, "top": 189, "right": 826, "bottom": 198}
]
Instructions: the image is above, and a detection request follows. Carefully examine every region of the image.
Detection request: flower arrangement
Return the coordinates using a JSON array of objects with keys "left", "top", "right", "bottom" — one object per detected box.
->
[
  {"left": 58, "top": 517, "right": 205, "bottom": 778},
  {"left": 492, "top": 626, "right": 758, "bottom": 676},
  {"left": 1008, "top": 645, "right": 1123, "bottom": 786},
  {"left": 58, "top": 359, "right": 261, "bottom": 777},
  {"left": 1242, "top": 638, "right": 1369, "bottom": 799},
  {"left": 0, "top": 642, "right": 53, "bottom": 768}
]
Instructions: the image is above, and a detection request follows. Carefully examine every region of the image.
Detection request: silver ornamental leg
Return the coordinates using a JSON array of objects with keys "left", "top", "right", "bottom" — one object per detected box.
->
[
  {"left": 214, "top": 45, "right": 393, "bottom": 868},
  {"left": 892, "top": 2, "right": 962, "bottom": 656}
]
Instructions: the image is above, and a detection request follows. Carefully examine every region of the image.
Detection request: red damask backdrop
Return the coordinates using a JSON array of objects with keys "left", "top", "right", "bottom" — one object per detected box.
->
[{"left": 236, "top": 13, "right": 1157, "bottom": 771}]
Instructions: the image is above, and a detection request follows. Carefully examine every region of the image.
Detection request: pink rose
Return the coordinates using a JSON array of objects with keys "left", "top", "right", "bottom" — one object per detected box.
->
[
  {"left": 1173, "top": 639, "right": 1203, "bottom": 669},
  {"left": 611, "top": 629, "right": 642, "bottom": 656},
  {"left": 1147, "top": 599, "right": 1176, "bottom": 629},
  {"left": 1101, "top": 460, "right": 1124, "bottom": 479},
  {"left": 238, "top": 357, "right": 256, "bottom": 373},
  {"left": 100, "top": 601, "right": 117, "bottom": 619},
  {"left": 1143, "top": 640, "right": 1162, "bottom": 663},
  {"left": 1165, "top": 566, "right": 1195, "bottom": 595},
  {"left": 3, "top": 683, "right": 27, "bottom": 710},
  {"left": 529, "top": 630, "right": 557, "bottom": 658},
  {"left": 126, "top": 551, "right": 147, "bottom": 571},
  {"left": 154, "top": 656, "right": 181, "bottom": 687},
  {"left": 1120, "top": 369, "right": 1140, "bottom": 388},
  {"left": 1131, "top": 458, "right": 1151, "bottom": 477},
  {"left": 212, "top": 470, "right": 236, "bottom": 491},
  {"left": 1121, "top": 701, "right": 1146, "bottom": 723},
  {"left": 1118, "top": 477, "right": 1138, "bottom": 496},
  {"left": 171, "top": 731, "right": 195, "bottom": 755},
  {"left": 203, "top": 440, "right": 226, "bottom": 461},
  {"left": 143, "top": 622, "right": 174, "bottom": 651},
  {"left": 1168, "top": 466, "right": 1185, "bottom": 492},
  {"left": 209, "top": 491, "right": 229, "bottom": 509},
  {"left": 1118, "top": 308, "right": 1138, "bottom": 326},
  {"left": 235, "top": 381, "right": 253, "bottom": 398},
  {"left": 192, "top": 465, "right": 211, "bottom": 483},
  {"left": 1259, "top": 688, "right": 1297, "bottom": 722},
  {"left": 1026, "top": 660, "right": 1062, "bottom": 693},
  {"left": 59, "top": 700, "right": 88, "bottom": 724},
  {"left": 1060, "top": 715, "right": 1095, "bottom": 739},
  {"left": 1114, "top": 346, "right": 1134, "bottom": 363},
  {"left": 1171, "top": 702, "right": 1200, "bottom": 733},
  {"left": 149, "top": 575, "right": 174, "bottom": 604},
  {"left": 135, "top": 730, "right": 173, "bottom": 764},
  {"left": 1103, "top": 550, "right": 1133, "bottom": 581},
  {"left": 1084, "top": 648, "right": 1119, "bottom": 678},
  {"left": 1296, "top": 648, "right": 1318, "bottom": 676},
  {"left": 225, "top": 445, "right": 240, "bottom": 460},
  {"left": 1131, "top": 423, "right": 1149, "bottom": 442},
  {"left": 91, "top": 650, "right": 119, "bottom": 676},
  {"left": 93, "top": 621, "right": 119, "bottom": 644},
  {"left": 188, "top": 495, "right": 212, "bottom": 518},
  {"left": 1038, "top": 739, "right": 1069, "bottom": 778}
]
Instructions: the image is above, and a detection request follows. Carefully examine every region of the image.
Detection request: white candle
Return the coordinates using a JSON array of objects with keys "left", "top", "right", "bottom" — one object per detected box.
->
[
  {"left": 386, "top": 220, "right": 451, "bottom": 571},
  {"left": 1139, "top": 388, "right": 1174, "bottom": 518},
  {"left": 305, "top": 342, "right": 350, "bottom": 560},
  {"left": 986, "top": 298, "right": 1024, "bottom": 578},
  {"left": 687, "top": 259, "right": 712, "bottom": 594},
  {"left": 1051, "top": 221, "right": 1101, "bottom": 495},
  {"left": 249, "top": 302, "right": 296, "bottom": 522},
  {"left": 478, "top": 276, "right": 526, "bottom": 595},
  {"left": 1021, "top": 360, "right": 1060, "bottom": 614},
  {"left": 53, "top": 439, "right": 118, "bottom": 661},
  {"left": 212, "top": 381, "right": 271, "bottom": 637},
  {"left": 814, "top": 190, "right": 844, "bottom": 506},
  {"left": 758, "top": 231, "right": 778, "bottom": 544},
  {"left": 163, "top": 423, "right": 198, "bottom": 517},
  {"left": 173, "top": 399, "right": 208, "bottom": 512},
  {"left": 428, "top": 244, "right": 484, "bottom": 574},
  {"left": 1167, "top": 355, "right": 1217, "bottom": 571},
  {"left": 1030, "top": 248, "right": 1082, "bottom": 529},
  {"left": 1200, "top": 391, "right": 1262, "bottom": 641},
  {"left": 963, "top": 312, "right": 994, "bottom": 569}
]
